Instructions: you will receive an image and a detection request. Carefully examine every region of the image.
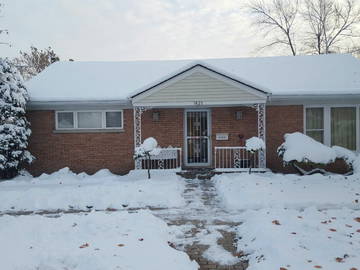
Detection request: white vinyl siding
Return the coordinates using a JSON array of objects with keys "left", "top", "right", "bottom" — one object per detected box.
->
[
  {"left": 56, "top": 110, "right": 123, "bottom": 130},
  {"left": 137, "top": 72, "right": 265, "bottom": 105}
]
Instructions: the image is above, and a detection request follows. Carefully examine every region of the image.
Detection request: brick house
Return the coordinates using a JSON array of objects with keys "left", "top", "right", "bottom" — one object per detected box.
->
[{"left": 25, "top": 54, "right": 360, "bottom": 176}]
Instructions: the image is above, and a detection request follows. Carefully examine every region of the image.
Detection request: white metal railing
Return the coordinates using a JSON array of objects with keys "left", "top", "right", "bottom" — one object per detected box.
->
[
  {"left": 140, "top": 148, "right": 182, "bottom": 170},
  {"left": 214, "top": 146, "right": 260, "bottom": 170}
]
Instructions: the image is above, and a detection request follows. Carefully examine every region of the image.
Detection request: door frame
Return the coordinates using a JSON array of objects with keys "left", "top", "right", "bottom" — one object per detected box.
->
[{"left": 184, "top": 108, "right": 212, "bottom": 167}]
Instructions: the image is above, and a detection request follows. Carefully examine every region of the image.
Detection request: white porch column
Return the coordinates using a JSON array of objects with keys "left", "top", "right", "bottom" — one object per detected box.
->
[
  {"left": 256, "top": 103, "right": 266, "bottom": 168},
  {"left": 134, "top": 106, "right": 146, "bottom": 169}
]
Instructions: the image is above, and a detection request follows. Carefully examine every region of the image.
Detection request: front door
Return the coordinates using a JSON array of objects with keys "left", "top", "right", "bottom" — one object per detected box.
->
[{"left": 185, "top": 109, "right": 211, "bottom": 166}]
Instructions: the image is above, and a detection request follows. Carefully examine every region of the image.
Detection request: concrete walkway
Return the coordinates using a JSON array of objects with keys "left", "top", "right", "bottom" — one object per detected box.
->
[{"left": 152, "top": 177, "right": 248, "bottom": 270}]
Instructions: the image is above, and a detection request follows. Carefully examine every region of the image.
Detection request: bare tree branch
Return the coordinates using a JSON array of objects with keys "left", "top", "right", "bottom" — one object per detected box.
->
[
  {"left": 247, "top": 0, "right": 299, "bottom": 55},
  {"left": 247, "top": 0, "right": 360, "bottom": 55}
]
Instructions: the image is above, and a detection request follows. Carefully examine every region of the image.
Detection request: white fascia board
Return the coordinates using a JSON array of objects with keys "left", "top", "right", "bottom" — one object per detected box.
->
[
  {"left": 269, "top": 94, "right": 360, "bottom": 105},
  {"left": 27, "top": 100, "right": 132, "bottom": 111},
  {"left": 132, "top": 100, "right": 267, "bottom": 108}
]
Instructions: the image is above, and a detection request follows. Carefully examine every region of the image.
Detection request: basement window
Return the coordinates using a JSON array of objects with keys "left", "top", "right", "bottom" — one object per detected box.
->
[{"left": 56, "top": 110, "right": 123, "bottom": 130}]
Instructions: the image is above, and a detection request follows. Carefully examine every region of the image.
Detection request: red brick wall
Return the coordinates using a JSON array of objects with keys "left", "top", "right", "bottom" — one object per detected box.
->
[
  {"left": 211, "top": 106, "right": 258, "bottom": 148},
  {"left": 26, "top": 109, "right": 134, "bottom": 176},
  {"left": 266, "top": 105, "right": 304, "bottom": 172},
  {"left": 141, "top": 108, "right": 184, "bottom": 148},
  {"left": 26, "top": 105, "right": 306, "bottom": 176}
]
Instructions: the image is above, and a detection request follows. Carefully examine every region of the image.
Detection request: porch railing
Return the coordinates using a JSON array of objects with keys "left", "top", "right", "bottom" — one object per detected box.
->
[
  {"left": 139, "top": 147, "right": 182, "bottom": 170},
  {"left": 214, "top": 146, "right": 260, "bottom": 171}
]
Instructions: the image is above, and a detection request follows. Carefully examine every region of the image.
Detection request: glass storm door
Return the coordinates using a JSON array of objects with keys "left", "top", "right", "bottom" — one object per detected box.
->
[{"left": 185, "top": 110, "right": 211, "bottom": 166}]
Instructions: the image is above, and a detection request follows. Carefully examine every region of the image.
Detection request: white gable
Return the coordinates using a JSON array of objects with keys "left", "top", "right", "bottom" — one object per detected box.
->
[{"left": 132, "top": 66, "right": 267, "bottom": 106}]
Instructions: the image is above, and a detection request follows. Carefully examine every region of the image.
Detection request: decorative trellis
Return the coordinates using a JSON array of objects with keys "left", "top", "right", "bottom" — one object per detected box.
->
[
  {"left": 234, "top": 148, "right": 242, "bottom": 168},
  {"left": 256, "top": 103, "right": 266, "bottom": 168},
  {"left": 134, "top": 106, "right": 147, "bottom": 169}
]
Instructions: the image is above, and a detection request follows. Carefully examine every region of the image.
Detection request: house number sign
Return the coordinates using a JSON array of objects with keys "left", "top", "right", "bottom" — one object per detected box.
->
[
  {"left": 194, "top": 101, "right": 204, "bottom": 105},
  {"left": 216, "top": 133, "right": 229, "bottom": 141}
]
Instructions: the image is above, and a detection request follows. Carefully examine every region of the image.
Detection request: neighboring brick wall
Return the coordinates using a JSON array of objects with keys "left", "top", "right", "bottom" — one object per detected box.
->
[
  {"left": 266, "top": 105, "right": 304, "bottom": 173},
  {"left": 26, "top": 109, "right": 134, "bottom": 176}
]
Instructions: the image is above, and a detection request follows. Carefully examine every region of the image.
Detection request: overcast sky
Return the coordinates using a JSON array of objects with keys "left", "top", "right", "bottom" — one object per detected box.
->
[{"left": 0, "top": 0, "right": 273, "bottom": 61}]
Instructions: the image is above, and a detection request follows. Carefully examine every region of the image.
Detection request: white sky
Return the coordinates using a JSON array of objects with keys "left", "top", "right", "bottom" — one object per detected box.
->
[{"left": 0, "top": 0, "right": 276, "bottom": 61}]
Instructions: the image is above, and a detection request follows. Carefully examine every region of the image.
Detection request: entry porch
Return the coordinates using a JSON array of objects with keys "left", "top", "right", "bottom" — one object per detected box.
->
[
  {"left": 133, "top": 105, "right": 266, "bottom": 172},
  {"left": 130, "top": 63, "right": 269, "bottom": 172}
]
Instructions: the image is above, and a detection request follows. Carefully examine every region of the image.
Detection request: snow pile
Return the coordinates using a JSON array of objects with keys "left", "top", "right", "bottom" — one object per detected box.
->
[
  {"left": 245, "top": 137, "right": 265, "bottom": 153},
  {"left": 214, "top": 173, "right": 360, "bottom": 210},
  {"left": 236, "top": 207, "right": 360, "bottom": 270},
  {"left": 0, "top": 168, "right": 186, "bottom": 212},
  {"left": 0, "top": 210, "right": 199, "bottom": 270},
  {"left": 278, "top": 132, "right": 337, "bottom": 164}
]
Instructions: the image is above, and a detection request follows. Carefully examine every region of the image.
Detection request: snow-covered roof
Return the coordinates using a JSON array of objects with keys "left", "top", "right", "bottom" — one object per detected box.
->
[{"left": 26, "top": 54, "right": 360, "bottom": 102}]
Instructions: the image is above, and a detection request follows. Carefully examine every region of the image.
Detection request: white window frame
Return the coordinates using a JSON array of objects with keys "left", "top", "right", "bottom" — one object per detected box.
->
[
  {"left": 304, "top": 104, "right": 360, "bottom": 151},
  {"left": 55, "top": 110, "right": 124, "bottom": 130}
]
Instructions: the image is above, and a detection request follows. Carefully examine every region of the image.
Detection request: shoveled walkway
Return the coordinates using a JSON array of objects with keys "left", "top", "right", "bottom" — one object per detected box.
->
[{"left": 151, "top": 175, "right": 248, "bottom": 270}]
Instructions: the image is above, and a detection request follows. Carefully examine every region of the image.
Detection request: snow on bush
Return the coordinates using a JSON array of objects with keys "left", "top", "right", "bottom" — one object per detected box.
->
[
  {"left": 333, "top": 145, "right": 360, "bottom": 173},
  {"left": 0, "top": 58, "right": 34, "bottom": 179},
  {"left": 278, "top": 132, "right": 337, "bottom": 164},
  {"left": 135, "top": 137, "right": 161, "bottom": 157},
  {"left": 134, "top": 137, "right": 162, "bottom": 179},
  {"left": 245, "top": 137, "right": 265, "bottom": 153},
  {"left": 278, "top": 132, "right": 360, "bottom": 174},
  {"left": 0, "top": 210, "right": 199, "bottom": 270},
  {"left": 0, "top": 167, "right": 186, "bottom": 212}
]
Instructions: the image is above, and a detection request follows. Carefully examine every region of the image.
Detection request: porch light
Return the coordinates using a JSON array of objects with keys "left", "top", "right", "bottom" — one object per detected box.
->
[
  {"left": 235, "top": 111, "right": 243, "bottom": 120},
  {"left": 152, "top": 111, "right": 160, "bottom": 121}
]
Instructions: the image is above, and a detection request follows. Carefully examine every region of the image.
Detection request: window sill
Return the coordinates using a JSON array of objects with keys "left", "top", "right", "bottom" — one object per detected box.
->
[{"left": 53, "top": 129, "right": 125, "bottom": 134}]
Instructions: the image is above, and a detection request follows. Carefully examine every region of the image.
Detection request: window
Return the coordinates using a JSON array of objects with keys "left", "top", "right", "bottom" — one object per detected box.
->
[
  {"left": 56, "top": 110, "right": 123, "bottom": 130},
  {"left": 305, "top": 105, "right": 358, "bottom": 151},
  {"left": 78, "top": 112, "right": 102, "bottom": 128},
  {"left": 57, "top": 112, "right": 74, "bottom": 129},
  {"left": 331, "top": 107, "right": 356, "bottom": 150},
  {"left": 305, "top": 108, "right": 324, "bottom": 143},
  {"left": 106, "top": 111, "right": 122, "bottom": 128}
]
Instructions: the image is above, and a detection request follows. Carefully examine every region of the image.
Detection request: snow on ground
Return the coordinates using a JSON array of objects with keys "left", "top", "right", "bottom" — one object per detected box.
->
[
  {"left": 215, "top": 173, "right": 360, "bottom": 210},
  {"left": 215, "top": 172, "right": 360, "bottom": 270},
  {"left": 0, "top": 210, "right": 198, "bottom": 270},
  {"left": 236, "top": 207, "right": 360, "bottom": 270},
  {"left": 0, "top": 168, "right": 186, "bottom": 213}
]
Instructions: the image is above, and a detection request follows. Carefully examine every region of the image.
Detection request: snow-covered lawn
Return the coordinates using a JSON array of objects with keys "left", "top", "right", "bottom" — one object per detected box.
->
[
  {"left": 215, "top": 173, "right": 360, "bottom": 210},
  {"left": 0, "top": 210, "right": 198, "bottom": 270},
  {"left": 0, "top": 168, "right": 186, "bottom": 213},
  {"left": 237, "top": 207, "right": 360, "bottom": 270},
  {"left": 215, "top": 173, "right": 360, "bottom": 270}
]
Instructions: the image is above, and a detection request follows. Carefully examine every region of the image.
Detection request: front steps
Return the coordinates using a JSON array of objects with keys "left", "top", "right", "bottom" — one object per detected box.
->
[{"left": 177, "top": 169, "right": 217, "bottom": 180}]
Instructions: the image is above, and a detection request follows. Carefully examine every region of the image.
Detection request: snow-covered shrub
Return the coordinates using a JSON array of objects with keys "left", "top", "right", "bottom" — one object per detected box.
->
[
  {"left": 0, "top": 58, "right": 34, "bottom": 179},
  {"left": 134, "top": 137, "right": 161, "bottom": 179},
  {"left": 245, "top": 137, "right": 265, "bottom": 153},
  {"left": 278, "top": 132, "right": 359, "bottom": 175},
  {"left": 333, "top": 146, "right": 360, "bottom": 174},
  {"left": 278, "top": 132, "right": 337, "bottom": 165},
  {"left": 245, "top": 137, "right": 265, "bottom": 174}
]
